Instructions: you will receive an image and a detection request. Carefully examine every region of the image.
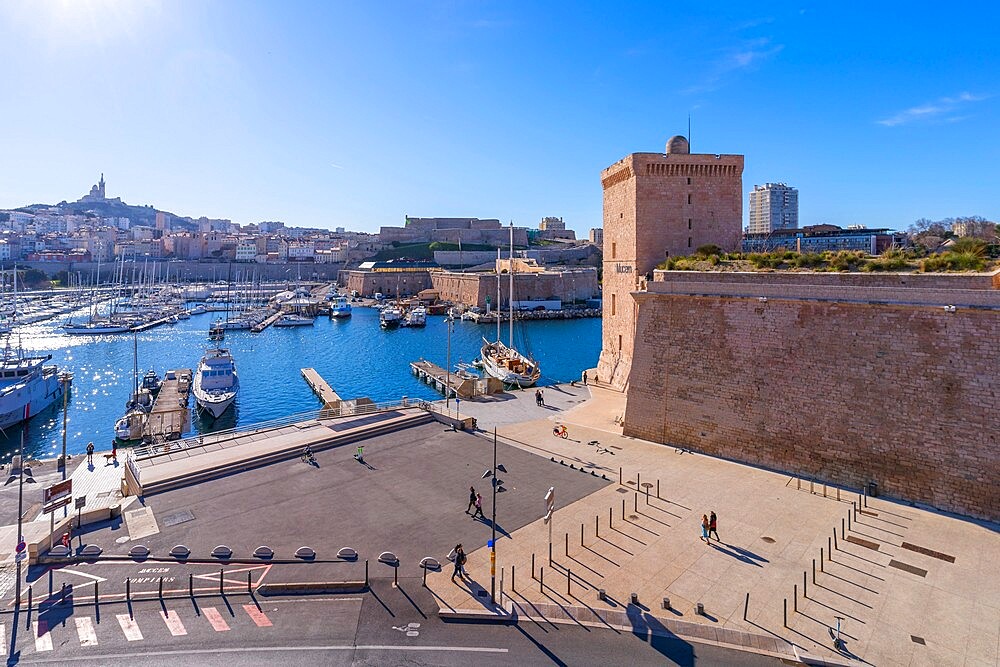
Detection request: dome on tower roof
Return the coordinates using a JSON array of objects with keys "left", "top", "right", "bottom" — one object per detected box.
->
[{"left": 666, "top": 135, "right": 690, "bottom": 155}]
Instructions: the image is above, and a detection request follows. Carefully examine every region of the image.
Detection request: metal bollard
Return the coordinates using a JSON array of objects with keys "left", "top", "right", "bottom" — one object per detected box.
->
[
  {"left": 783, "top": 598, "right": 788, "bottom": 627},
  {"left": 793, "top": 584, "right": 797, "bottom": 611},
  {"left": 511, "top": 565, "right": 516, "bottom": 592},
  {"left": 94, "top": 580, "right": 99, "bottom": 606},
  {"left": 248, "top": 571, "right": 252, "bottom": 593},
  {"left": 596, "top": 515, "right": 599, "bottom": 538},
  {"left": 565, "top": 532, "right": 569, "bottom": 556},
  {"left": 219, "top": 569, "right": 224, "bottom": 595},
  {"left": 637, "top": 472, "right": 640, "bottom": 489},
  {"left": 622, "top": 498, "right": 626, "bottom": 519},
  {"left": 619, "top": 467, "right": 622, "bottom": 484},
  {"left": 810, "top": 479, "right": 814, "bottom": 494},
  {"left": 159, "top": 577, "right": 163, "bottom": 598},
  {"left": 365, "top": 559, "right": 369, "bottom": 586},
  {"left": 821, "top": 548, "right": 825, "bottom": 572},
  {"left": 663, "top": 596, "right": 671, "bottom": 610},
  {"left": 580, "top": 524, "right": 584, "bottom": 546},
  {"left": 549, "top": 542, "right": 552, "bottom": 566},
  {"left": 126, "top": 578, "right": 131, "bottom": 602},
  {"left": 696, "top": 602, "right": 704, "bottom": 615},
  {"left": 823, "top": 483, "right": 827, "bottom": 498},
  {"left": 630, "top": 592, "right": 638, "bottom": 605},
  {"left": 812, "top": 559, "right": 816, "bottom": 584},
  {"left": 394, "top": 565, "right": 398, "bottom": 588},
  {"left": 837, "top": 487, "right": 841, "bottom": 502},
  {"left": 657, "top": 479, "right": 660, "bottom": 499},
  {"left": 841, "top": 517, "right": 845, "bottom": 538},
  {"left": 532, "top": 553, "right": 536, "bottom": 579},
  {"left": 189, "top": 573, "right": 193, "bottom": 597},
  {"left": 634, "top": 492, "right": 638, "bottom": 512},
  {"left": 803, "top": 571, "right": 808, "bottom": 598},
  {"left": 834, "top": 529, "right": 838, "bottom": 550},
  {"left": 743, "top": 592, "right": 749, "bottom": 621},
  {"left": 540, "top": 567, "right": 544, "bottom": 593},
  {"left": 609, "top": 507, "right": 613, "bottom": 529},
  {"left": 567, "top": 568, "right": 571, "bottom": 595},
  {"left": 847, "top": 511, "right": 852, "bottom": 531}
]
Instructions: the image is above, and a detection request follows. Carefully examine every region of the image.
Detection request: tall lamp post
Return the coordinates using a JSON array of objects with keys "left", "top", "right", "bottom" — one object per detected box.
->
[
  {"left": 59, "top": 371, "right": 73, "bottom": 480},
  {"left": 446, "top": 316, "right": 453, "bottom": 411},
  {"left": 14, "top": 430, "right": 25, "bottom": 612},
  {"left": 482, "top": 427, "right": 507, "bottom": 605}
]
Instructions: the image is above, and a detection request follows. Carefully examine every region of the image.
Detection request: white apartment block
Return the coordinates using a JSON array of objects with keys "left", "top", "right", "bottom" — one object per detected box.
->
[
  {"left": 749, "top": 183, "right": 799, "bottom": 234},
  {"left": 235, "top": 240, "right": 258, "bottom": 262}
]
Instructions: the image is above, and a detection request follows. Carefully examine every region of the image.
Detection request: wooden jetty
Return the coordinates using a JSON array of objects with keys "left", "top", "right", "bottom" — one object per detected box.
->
[
  {"left": 301, "top": 368, "right": 341, "bottom": 408},
  {"left": 131, "top": 311, "right": 183, "bottom": 332},
  {"left": 410, "top": 360, "right": 504, "bottom": 399},
  {"left": 144, "top": 368, "right": 191, "bottom": 443},
  {"left": 251, "top": 309, "right": 282, "bottom": 333}
]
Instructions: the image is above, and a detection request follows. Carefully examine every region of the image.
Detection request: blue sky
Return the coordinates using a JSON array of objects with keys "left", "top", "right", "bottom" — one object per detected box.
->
[{"left": 0, "top": 1, "right": 996, "bottom": 234}]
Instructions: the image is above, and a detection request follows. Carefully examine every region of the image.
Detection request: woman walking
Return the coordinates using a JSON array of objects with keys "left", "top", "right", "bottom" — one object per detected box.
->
[
  {"left": 473, "top": 493, "right": 485, "bottom": 519},
  {"left": 451, "top": 544, "right": 467, "bottom": 581},
  {"left": 701, "top": 514, "right": 710, "bottom": 544}
]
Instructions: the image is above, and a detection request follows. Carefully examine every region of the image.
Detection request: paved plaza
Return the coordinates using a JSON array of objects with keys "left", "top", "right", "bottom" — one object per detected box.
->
[{"left": 437, "top": 384, "right": 1000, "bottom": 667}]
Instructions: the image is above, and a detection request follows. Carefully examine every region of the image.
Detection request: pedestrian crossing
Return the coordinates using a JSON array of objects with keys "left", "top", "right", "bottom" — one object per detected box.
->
[{"left": 5, "top": 604, "right": 273, "bottom": 654}]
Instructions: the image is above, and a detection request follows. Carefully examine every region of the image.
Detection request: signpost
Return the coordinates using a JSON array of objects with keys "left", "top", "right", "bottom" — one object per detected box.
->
[
  {"left": 43, "top": 479, "right": 73, "bottom": 550},
  {"left": 75, "top": 495, "right": 87, "bottom": 545},
  {"left": 544, "top": 486, "right": 555, "bottom": 564}
]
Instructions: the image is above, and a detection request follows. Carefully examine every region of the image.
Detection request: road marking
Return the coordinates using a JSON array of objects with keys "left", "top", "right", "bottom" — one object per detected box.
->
[
  {"left": 17, "top": 645, "right": 511, "bottom": 662},
  {"left": 203, "top": 606, "right": 230, "bottom": 632},
  {"left": 242, "top": 604, "right": 272, "bottom": 627},
  {"left": 0, "top": 622, "right": 5, "bottom": 649},
  {"left": 34, "top": 620, "right": 53, "bottom": 652},
  {"left": 75, "top": 617, "right": 98, "bottom": 647},
  {"left": 116, "top": 614, "right": 143, "bottom": 641},
  {"left": 161, "top": 609, "right": 187, "bottom": 636}
]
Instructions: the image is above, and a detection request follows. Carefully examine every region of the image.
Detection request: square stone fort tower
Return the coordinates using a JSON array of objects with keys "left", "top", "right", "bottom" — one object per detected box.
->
[{"left": 596, "top": 135, "right": 744, "bottom": 389}]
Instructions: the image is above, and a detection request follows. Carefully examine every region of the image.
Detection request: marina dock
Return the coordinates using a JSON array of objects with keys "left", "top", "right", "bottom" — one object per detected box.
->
[
  {"left": 301, "top": 367, "right": 341, "bottom": 407},
  {"left": 410, "top": 359, "right": 504, "bottom": 399},
  {"left": 144, "top": 368, "right": 191, "bottom": 442},
  {"left": 251, "top": 309, "right": 282, "bottom": 333}
]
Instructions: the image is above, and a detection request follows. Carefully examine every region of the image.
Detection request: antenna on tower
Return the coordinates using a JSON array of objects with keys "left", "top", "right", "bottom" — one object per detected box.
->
[{"left": 688, "top": 114, "right": 692, "bottom": 151}]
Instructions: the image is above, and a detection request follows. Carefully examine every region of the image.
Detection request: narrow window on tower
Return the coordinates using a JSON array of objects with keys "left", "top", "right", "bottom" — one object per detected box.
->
[
  {"left": 618, "top": 334, "right": 622, "bottom": 352},
  {"left": 611, "top": 242, "right": 617, "bottom": 259},
  {"left": 687, "top": 194, "right": 692, "bottom": 204},
  {"left": 688, "top": 218, "right": 692, "bottom": 230},
  {"left": 611, "top": 293, "right": 616, "bottom": 316},
  {"left": 687, "top": 177, "right": 691, "bottom": 185},
  {"left": 688, "top": 237, "right": 692, "bottom": 248}
]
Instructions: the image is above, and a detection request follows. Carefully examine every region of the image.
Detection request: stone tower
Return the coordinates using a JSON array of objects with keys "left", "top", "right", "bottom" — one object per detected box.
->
[{"left": 596, "top": 135, "right": 744, "bottom": 390}]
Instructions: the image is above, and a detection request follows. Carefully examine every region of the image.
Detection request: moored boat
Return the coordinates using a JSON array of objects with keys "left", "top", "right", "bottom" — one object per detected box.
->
[
  {"left": 379, "top": 305, "right": 402, "bottom": 330},
  {"left": 192, "top": 346, "right": 239, "bottom": 419},
  {"left": 330, "top": 295, "right": 352, "bottom": 318}
]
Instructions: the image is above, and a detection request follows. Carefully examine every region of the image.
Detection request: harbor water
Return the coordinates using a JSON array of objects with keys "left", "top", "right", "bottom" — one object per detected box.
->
[{"left": 1, "top": 307, "right": 600, "bottom": 459}]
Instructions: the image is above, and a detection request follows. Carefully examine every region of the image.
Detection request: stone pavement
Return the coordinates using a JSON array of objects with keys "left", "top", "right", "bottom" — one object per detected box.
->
[{"left": 435, "top": 386, "right": 1000, "bottom": 667}]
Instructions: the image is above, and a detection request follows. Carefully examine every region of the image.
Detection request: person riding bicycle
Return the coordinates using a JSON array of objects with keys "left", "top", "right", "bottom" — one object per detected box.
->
[{"left": 301, "top": 445, "right": 315, "bottom": 463}]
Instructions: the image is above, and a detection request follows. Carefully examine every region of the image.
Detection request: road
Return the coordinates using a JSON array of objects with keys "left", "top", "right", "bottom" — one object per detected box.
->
[{"left": 3, "top": 578, "right": 784, "bottom": 666}]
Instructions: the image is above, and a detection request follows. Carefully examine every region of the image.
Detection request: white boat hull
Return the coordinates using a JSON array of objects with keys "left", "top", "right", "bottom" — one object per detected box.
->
[
  {"left": 0, "top": 366, "right": 63, "bottom": 431},
  {"left": 480, "top": 339, "right": 540, "bottom": 387}
]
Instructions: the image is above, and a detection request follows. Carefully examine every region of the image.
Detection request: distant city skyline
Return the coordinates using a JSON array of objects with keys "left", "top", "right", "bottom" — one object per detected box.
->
[{"left": 0, "top": 2, "right": 997, "bottom": 233}]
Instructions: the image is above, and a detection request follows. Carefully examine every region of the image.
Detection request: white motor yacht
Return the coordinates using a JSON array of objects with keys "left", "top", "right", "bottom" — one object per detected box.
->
[
  {"left": 403, "top": 305, "right": 427, "bottom": 327},
  {"left": 274, "top": 313, "right": 315, "bottom": 327},
  {"left": 330, "top": 295, "right": 352, "bottom": 318},
  {"left": 192, "top": 347, "right": 239, "bottom": 419}
]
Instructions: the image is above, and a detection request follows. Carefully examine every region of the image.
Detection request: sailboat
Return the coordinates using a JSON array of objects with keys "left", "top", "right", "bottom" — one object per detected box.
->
[
  {"left": 115, "top": 334, "right": 150, "bottom": 442},
  {"left": 480, "top": 223, "right": 541, "bottom": 387},
  {"left": 63, "top": 253, "right": 131, "bottom": 334}
]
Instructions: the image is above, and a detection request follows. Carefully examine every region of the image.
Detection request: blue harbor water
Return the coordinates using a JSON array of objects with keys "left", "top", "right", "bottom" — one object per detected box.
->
[{"left": 2, "top": 308, "right": 600, "bottom": 460}]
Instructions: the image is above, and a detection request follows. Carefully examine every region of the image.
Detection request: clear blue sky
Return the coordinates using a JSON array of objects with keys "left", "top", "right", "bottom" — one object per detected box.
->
[{"left": 0, "top": 1, "right": 996, "bottom": 233}]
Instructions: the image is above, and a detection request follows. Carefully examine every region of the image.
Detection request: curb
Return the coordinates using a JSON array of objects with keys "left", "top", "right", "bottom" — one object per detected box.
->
[{"left": 257, "top": 581, "right": 367, "bottom": 596}]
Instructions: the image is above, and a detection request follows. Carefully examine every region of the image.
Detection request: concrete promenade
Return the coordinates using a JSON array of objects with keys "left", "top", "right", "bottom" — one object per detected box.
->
[{"left": 432, "top": 384, "right": 1000, "bottom": 667}]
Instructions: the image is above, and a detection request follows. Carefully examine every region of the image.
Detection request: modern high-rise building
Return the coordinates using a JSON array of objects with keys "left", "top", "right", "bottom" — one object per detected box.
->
[{"left": 748, "top": 183, "right": 798, "bottom": 234}]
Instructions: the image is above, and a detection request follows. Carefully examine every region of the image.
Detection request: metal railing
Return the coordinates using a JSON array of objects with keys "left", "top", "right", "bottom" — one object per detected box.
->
[{"left": 134, "top": 397, "right": 436, "bottom": 461}]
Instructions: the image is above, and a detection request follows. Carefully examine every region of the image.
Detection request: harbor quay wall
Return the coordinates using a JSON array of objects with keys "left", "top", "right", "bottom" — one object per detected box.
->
[
  {"left": 429, "top": 269, "right": 600, "bottom": 309},
  {"left": 15, "top": 260, "right": 344, "bottom": 283},
  {"left": 622, "top": 276, "right": 1000, "bottom": 521}
]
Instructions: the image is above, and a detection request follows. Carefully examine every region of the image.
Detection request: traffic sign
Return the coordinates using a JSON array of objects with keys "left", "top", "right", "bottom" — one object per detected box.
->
[
  {"left": 15, "top": 541, "right": 25, "bottom": 553},
  {"left": 15, "top": 551, "right": 26, "bottom": 563},
  {"left": 75, "top": 496, "right": 87, "bottom": 510}
]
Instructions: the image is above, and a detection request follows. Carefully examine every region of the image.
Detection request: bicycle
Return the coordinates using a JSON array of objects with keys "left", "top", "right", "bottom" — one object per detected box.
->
[
  {"left": 552, "top": 425, "right": 568, "bottom": 439},
  {"left": 613, "top": 415, "right": 624, "bottom": 426}
]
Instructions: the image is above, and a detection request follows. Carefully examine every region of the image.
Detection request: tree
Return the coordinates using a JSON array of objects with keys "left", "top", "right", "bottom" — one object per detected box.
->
[{"left": 21, "top": 268, "right": 49, "bottom": 288}]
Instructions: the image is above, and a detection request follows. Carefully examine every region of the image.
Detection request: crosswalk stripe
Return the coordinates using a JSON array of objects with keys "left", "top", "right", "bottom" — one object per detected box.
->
[
  {"left": 75, "top": 617, "right": 98, "bottom": 647},
  {"left": 242, "top": 604, "right": 272, "bottom": 627},
  {"left": 116, "top": 614, "right": 144, "bottom": 641},
  {"left": 0, "top": 622, "right": 5, "bottom": 650},
  {"left": 160, "top": 610, "right": 187, "bottom": 636},
  {"left": 203, "top": 606, "right": 230, "bottom": 632},
  {"left": 33, "top": 620, "right": 53, "bottom": 652}
]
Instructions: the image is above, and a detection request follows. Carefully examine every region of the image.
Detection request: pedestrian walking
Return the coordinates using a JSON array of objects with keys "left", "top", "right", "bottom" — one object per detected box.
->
[
  {"left": 701, "top": 514, "right": 710, "bottom": 544},
  {"left": 61, "top": 532, "right": 71, "bottom": 549},
  {"left": 583, "top": 370, "right": 588, "bottom": 386},
  {"left": 355, "top": 445, "right": 364, "bottom": 461},
  {"left": 110, "top": 441, "right": 118, "bottom": 464},
  {"left": 466, "top": 486, "right": 477, "bottom": 514},
  {"left": 709, "top": 511, "right": 720, "bottom": 541},
  {"left": 86, "top": 442, "right": 94, "bottom": 465},
  {"left": 451, "top": 544, "right": 467, "bottom": 581},
  {"left": 473, "top": 493, "right": 484, "bottom": 519},
  {"left": 539, "top": 389, "right": 545, "bottom": 406},
  {"left": 534, "top": 389, "right": 542, "bottom": 406}
]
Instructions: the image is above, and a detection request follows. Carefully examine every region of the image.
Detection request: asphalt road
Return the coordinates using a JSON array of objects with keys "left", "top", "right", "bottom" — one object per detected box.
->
[{"left": 2, "top": 578, "right": 785, "bottom": 666}]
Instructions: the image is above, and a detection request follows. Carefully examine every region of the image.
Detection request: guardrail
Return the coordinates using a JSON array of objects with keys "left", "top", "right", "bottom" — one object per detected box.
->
[{"left": 133, "top": 397, "right": 438, "bottom": 461}]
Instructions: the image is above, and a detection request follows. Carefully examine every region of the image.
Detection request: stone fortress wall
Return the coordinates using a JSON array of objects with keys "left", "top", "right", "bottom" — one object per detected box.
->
[{"left": 623, "top": 270, "right": 1000, "bottom": 521}]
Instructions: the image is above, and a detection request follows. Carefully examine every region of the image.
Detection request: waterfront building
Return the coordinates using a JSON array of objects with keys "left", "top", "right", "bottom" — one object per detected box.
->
[
  {"left": 597, "top": 134, "right": 744, "bottom": 389},
  {"left": 741, "top": 224, "right": 905, "bottom": 254},
  {"left": 748, "top": 182, "right": 798, "bottom": 234},
  {"left": 431, "top": 266, "right": 599, "bottom": 309}
]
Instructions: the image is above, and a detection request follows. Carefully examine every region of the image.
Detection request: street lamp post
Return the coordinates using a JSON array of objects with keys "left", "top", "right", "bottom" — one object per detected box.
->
[
  {"left": 482, "top": 428, "right": 508, "bottom": 605},
  {"left": 446, "top": 317, "right": 453, "bottom": 411},
  {"left": 14, "top": 430, "right": 25, "bottom": 612},
  {"left": 59, "top": 371, "right": 73, "bottom": 481}
]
